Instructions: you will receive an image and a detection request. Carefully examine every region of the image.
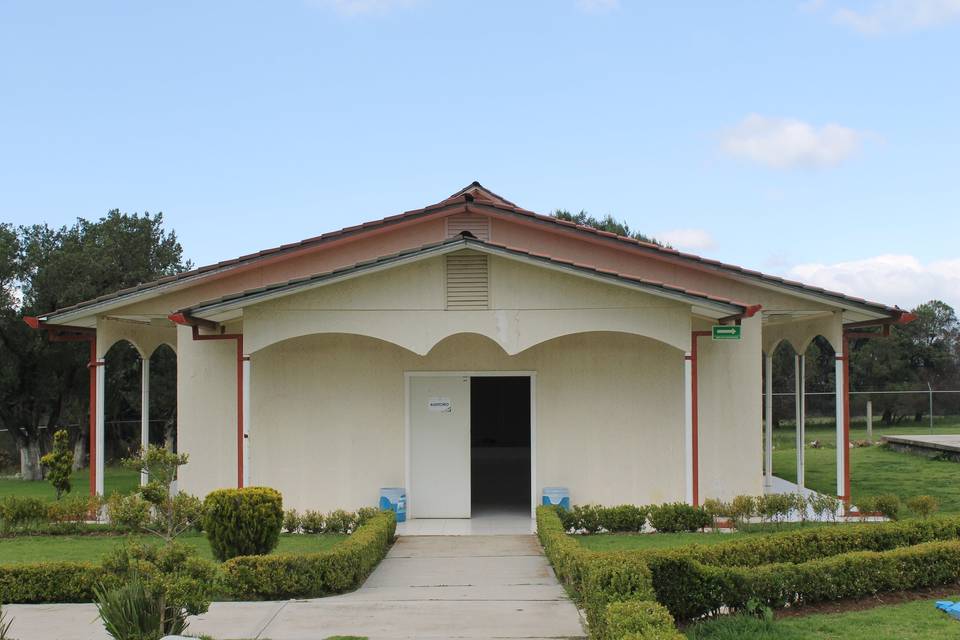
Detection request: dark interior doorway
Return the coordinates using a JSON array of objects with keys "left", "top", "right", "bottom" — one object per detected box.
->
[{"left": 470, "top": 376, "right": 531, "bottom": 512}]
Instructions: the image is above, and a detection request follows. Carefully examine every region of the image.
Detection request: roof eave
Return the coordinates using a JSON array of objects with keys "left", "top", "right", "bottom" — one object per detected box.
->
[{"left": 183, "top": 237, "right": 750, "bottom": 322}]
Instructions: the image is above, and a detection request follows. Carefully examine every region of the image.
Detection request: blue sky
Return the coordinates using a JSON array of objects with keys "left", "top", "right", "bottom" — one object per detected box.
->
[{"left": 2, "top": 0, "right": 958, "bottom": 309}]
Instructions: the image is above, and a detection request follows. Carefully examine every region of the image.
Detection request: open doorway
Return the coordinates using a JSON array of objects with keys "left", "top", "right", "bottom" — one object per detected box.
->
[{"left": 470, "top": 376, "right": 531, "bottom": 514}]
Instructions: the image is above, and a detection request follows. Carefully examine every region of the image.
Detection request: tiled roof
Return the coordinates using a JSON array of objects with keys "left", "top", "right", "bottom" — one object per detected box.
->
[{"left": 39, "top": 181, "right": 905, "bottom": 321}]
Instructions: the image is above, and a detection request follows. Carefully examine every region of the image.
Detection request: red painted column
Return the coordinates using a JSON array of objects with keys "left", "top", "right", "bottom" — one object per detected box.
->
[
  {"left": 88, "top": 339, "right": 97, "bottom": 497},
  {"left": 236, "top": 336, "right": 244, "bottom": 489},
  {"left": 842, "top": 336, "right": 852, "bottom": 502},
  {"left": 690, "top": 330, "right": 711, "bottom": 506}
]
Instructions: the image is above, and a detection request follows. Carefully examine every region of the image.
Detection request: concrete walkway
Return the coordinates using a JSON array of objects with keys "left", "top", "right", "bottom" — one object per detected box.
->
[{"left": 6, "top": 535, "right": 586, "bottom": 639}]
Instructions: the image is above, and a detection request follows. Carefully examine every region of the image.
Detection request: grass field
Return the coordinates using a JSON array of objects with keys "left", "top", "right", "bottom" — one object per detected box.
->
[
  {"left": 0, "top": 531, "right": 347, "bottom": 564},
  {"left": 769, "top": 418, "right": 960, "bottom": 512},
  {"left": 686, "top": 595, "right": 960, "bottom": 639},
  {"left": 0, "top": 466, "right": 139, "bottom": 501}
]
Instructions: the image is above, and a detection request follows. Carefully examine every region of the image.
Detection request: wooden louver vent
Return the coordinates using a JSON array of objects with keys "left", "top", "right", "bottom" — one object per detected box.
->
[
  {"left": 446, "top": 213, "right": 490, "bottom": 240},
  {"left": 445, "top": 252, "right": 489, "bottom": 310}
]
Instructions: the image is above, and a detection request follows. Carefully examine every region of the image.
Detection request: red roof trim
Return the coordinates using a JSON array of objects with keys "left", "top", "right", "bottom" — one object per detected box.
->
[{"left": 181, "top": 235, "right": 756, "bottom": 317}]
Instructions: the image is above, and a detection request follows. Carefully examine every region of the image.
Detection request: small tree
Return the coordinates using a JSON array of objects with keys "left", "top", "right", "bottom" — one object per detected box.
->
[
  {"left": 40, "top": 429, "right": 73, "bottom": 499},
  {"left": 99, "top": 446, "right": 214, "bottom": 638},
  {"left": 122, "top": 445, "right": 195, "bottom": 542}
]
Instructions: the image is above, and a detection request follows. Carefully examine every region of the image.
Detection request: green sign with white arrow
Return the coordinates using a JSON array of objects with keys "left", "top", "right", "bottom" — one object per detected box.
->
[{"left": 712, "top": 325, "right": 742, "bottom": 341}]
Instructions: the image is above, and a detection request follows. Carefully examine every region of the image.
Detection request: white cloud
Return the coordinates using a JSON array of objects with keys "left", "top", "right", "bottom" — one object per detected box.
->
[
  {"left": 720, "top": 114, "right": 867, "bottom": 170},
  {"left": 658, "top": 228, "right": 716, "bottom": 252},
  {"left": 833, "top": 0, "right": 960, "bottom": 34},
  {"left": 308, "top": 0, "right": 418, "bottom": 16},
  {"left": 788, "top": 254, "right": 960, "bottom": 309},
  {"left": 576, "top": 0, "right": 620, "bottom": 13}
]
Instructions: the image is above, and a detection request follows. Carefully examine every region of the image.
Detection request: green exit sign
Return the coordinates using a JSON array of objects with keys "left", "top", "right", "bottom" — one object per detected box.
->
[{"left": 712, "top": 325, "right": 742, "bottom": 341}]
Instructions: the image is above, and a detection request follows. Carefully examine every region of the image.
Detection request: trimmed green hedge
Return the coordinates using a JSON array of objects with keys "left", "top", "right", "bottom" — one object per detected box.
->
[
  {"left": 537, "top": 506, "right": 682, "bottom": 639},
  {"left": 0, "top": 509, "right": 396, "bottom": 604},
  {"left": 0, "top": 561, "right": 106, "bottom": 603},
  {"left": 220, "top": 509, "right": 396, "bottom": 599},
  {"left": 647, "top": 539, "right": 960, "bottom": 621},
  {"left": 626, "top": 514, "right": 960, "bottom": 621},
  {"left": 604, "top": 600, "right": 685, "bottom": 640},
  {"left": 538, "top": 506, "right": 960, "bottom": 634},
  {"left": 651, "top": 515, "right": 960, "bottom": 568}
]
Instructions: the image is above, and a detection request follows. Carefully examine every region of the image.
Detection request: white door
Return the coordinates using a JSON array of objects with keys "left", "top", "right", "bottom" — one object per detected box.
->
[{"left": 409, "top": 375, "right": 471, "bottom": 518}]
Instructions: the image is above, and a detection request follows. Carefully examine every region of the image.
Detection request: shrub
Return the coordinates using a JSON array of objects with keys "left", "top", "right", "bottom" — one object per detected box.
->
[
  {"left": 40, "top": 429, "right": 74, "bottom": 499},
  {"left": 855, "top": 496, "right": 877, "bottom": 519},
  {"left": 701, "top": 499, "right": 729, "bottom": 529},
  {"left": 203, "top": 487, "right": 284, "bottom": 561},
  {"left": 907, "top": 495, "right": 939, "bottom": 519},
  {"left": 101, "top": 540, "right": 217, "bottom": 621},
  {"left": 873, "top": 494, "right": 901, "bottom": 521},
  {"left": 324, "top": 509, "right": 354, "bottom": 534},
  {"left": 571, "top": 504, "right": 605, "bottom": 534},
  {"left": 107, "top": 493, "right": 152, "bottom": 531},
  {"left": 0, "top": 496, "right": 48, "bottom": 527},
  {"left": 807, "top": 493, "right": 840, "bottom": 523},
  {"left": 169, "top": 492, "right": 205, "bottom": 533},
  {"left": 301, "top": 510, "right": 325, "bottom": 534},
  {"left": 603, "top": 600, "right": 684, "bottom": 640},
  {"left": 220, "top": 510, "right": 396, "bottom": 600},
  {"left": 536, "top": 507, "right": 682, "bottom": 639},
  {"left": 582, "top": 553, "right": 656, "bottom": 634},
  {"left": 790, "top": 493, "right": 808, "bottom": 524},
  {"left": 0, "top": 561, "right": 105, "bottom": 603},
  {"left": 47, "top": 494, "right": 98, "bottom": 529},
  {"left": 648, "top": 515, "right": 960, "bottom": 569},
  {"left": 95, "top": 570, "right": 189, "bottom": 640},
  {"left": 355, "top": 507, "right": 381, "bottom": 528},
  {"left": 599, "top": 505, "right": 648, "bottom": 533},
  {"left": 755, "top": 494, "right": 794, "bottom": 525},
  {"left": 640, "top": 518, "right": 960, "bottom": 621},
  {"left": 729, "top": 495, "right": 755, "bottom": 525},
  {"left": 283, "top": 508, "right": 301, "bottom": 533},
  {"left": 536, "top": 506, "right": 595, "bottom": 592},
  {"left": 647, "top": 503, "right": 710, "bottom": 533}
]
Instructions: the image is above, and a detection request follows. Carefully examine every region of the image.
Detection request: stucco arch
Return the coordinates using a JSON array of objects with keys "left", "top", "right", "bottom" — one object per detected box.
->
[
  {"left": 243, "top": 306, "right": 692, "bottom": 357},
  {"left": 96, "top": 317, "right": 178, "bottom": 359},
  {"left": 763, "top": 337, "right": 800, "bottom": 358},
  {"left": 147, "top": 341, "right": 178, "bottom": 357},
  {"left": 761, "top": 312, "right": 843, "bottom": 356},
  {"left": 103, "top": 336, "right": 144, "bottom": 360}
]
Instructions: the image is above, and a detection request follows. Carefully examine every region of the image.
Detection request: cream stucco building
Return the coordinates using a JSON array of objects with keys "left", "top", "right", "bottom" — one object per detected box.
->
[{"left": 28, "top": 184, "right": 911, "bottom": 519}]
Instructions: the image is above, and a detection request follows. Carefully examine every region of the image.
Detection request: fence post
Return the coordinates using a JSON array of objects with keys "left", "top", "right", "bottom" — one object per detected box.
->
[
  {"left": 866, "top": 400, "right": 872, "bottom": 442},
  {"left": 929, "top": 382, "right": 934, "bottom": 432}
]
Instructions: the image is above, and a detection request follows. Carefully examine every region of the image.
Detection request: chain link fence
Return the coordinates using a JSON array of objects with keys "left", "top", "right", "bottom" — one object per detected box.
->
[{"left": 768, "top": 389, "right": 960, "bottom": 430}]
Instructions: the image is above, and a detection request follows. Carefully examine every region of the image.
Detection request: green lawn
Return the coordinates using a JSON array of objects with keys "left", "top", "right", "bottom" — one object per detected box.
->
[
  {"left": 0, "top": 467, "right": 139, "bottom": 501},
  {"left": 575, "top": 522, "right": 827, "bottom": 552},
  {"left": 769, "top": 418, "right": 960, "bottom": 513},
  {"left": 686, "top": 595, "right": 960, "bottom": 639},
  {"left": 0, "top": 531, "right": 347, "bottom": 564}
]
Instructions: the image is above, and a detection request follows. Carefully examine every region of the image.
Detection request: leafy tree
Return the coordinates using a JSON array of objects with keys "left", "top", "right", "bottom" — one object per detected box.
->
[
  {"left": 40, "top": 428, "right": 74, "bottom": 499},
  {"left": 851, "top": 300, "right": 960, "bottom": 423},
  {"left": 551, "top": 209, "right": 668, "bottom": 247},
  {"left": 0, "top": 211, "right": 189, "bottom": 479}
]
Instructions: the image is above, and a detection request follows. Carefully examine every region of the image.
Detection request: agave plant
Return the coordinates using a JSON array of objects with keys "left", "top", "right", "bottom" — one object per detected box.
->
[
  {"left": 94, "top": 571, "right": 188, "bottom": 640},
  {"left": 0, "top": 604, "right": 14, "bottom": 640}
]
